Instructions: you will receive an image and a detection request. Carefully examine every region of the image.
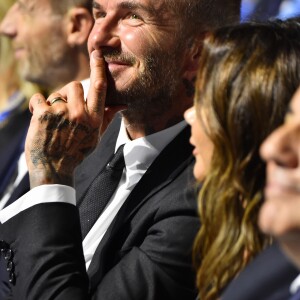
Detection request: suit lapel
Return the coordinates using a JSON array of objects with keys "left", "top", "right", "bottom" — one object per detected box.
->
[
  {"left": 116, "top": 125, "right": 194, "bottom": 225},
  {"left": 0, "top": 134, "right": 21, "bottom": 184},
  {"left": 5, "top": 173, "right": 30, "bottom": 207},
  {"left": 0, "top": 110, "right": 30, "bottom": 179},
  {"left": 0, "top": 110, "right": 31, "bottom": 199},
  {"left": 87, "top": 125, "right": 194, "bottom": 288}
]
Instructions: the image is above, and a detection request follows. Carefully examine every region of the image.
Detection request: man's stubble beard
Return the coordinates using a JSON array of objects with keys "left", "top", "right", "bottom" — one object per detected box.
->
[
  {"left": 104, "top": 46, "right": 183, "bottom": 125},
  {"left": 18, "top": 35, "right": 72, "bottom": 90}
]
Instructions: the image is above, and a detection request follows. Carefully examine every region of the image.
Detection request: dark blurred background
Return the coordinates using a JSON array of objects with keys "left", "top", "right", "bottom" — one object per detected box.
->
[{"left": 241, "top": 0, "right": 300, "bottom": 21}]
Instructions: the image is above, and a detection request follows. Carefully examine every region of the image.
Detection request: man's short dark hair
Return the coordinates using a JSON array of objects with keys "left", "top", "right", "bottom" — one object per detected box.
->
[
  {"left": 50, "top": 0, "right": 93, "bottom": 14},
  {"left": 167, "top": 0, "right": 241, "bottom": 35}
]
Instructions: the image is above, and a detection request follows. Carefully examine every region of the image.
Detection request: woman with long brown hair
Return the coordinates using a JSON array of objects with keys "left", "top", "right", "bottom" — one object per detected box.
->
[{"left": 184, "top": 18, "right": 300, "bottom": 300}]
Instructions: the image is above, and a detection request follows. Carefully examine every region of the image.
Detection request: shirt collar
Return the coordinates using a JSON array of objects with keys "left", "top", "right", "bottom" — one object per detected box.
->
[
  {"left": 81, "top": 78, "right": 90, "bottom": 100},
  {"left": 290, "top": 273, "right": 300, "bottom": 294},
  {"left": 115, "top": 118, "right": 187, "bottom": 188},
  {"left": 0, "top": 92, "right": 26, "bottom": 123}
]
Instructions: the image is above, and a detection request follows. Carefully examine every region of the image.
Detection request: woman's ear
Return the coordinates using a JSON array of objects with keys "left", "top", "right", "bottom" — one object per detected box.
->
[{"left": 66, "top": 7, "right": 94, "bottom": 47}]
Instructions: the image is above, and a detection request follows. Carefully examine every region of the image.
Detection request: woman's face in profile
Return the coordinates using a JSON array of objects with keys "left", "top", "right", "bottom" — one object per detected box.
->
[{"left": 184, "top": 106, "right": 214, "bottom": 181}]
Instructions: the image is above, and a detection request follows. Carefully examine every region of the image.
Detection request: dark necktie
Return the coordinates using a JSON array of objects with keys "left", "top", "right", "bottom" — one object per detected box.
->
[
  {"left": 78, "top": 144, "right": 125, "bottom": 238},
  {"left": 290, "top": 288, "right": 300, "bottom": 300}
]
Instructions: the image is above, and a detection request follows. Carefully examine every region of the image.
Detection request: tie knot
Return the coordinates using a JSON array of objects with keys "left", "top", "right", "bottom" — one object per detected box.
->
[{"left": 107, "top": 144, "right": 125, "bottom": 170}]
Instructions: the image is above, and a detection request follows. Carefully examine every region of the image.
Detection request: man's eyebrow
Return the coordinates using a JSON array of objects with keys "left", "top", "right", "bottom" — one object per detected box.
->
[
  {"left": 119, "top": 1, "right": 148, "bottom": 11},
  {"left": 121, "top": 1, "right": 163, "bottom": 17},
  {"left": 92, "top": 0, "right": 156, "bottom": 15},
  {"left": 92, "top": 1, "right": 102, "bottom": 10}
]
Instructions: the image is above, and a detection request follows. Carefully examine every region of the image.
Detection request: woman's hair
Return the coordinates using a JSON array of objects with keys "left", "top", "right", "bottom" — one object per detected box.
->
[{"left": 193, "top": 18, "right": 300, "bottom": 300}]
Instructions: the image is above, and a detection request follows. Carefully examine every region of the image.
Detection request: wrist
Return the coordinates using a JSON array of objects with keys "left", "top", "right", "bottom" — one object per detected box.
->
[{"left": 29, "top": 168, "right": 74, "bottom": 189}]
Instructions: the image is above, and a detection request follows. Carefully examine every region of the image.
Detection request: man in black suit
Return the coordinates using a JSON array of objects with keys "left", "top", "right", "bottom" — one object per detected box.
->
[
  {"left": 221, "top": 243, "right": 299, "bottom": 300},
  {"left": 259, "top": 86, "right": 300, "bottom": 298},
  {"left": 0, "top": 0, "right": 241, "bottom": 299}
]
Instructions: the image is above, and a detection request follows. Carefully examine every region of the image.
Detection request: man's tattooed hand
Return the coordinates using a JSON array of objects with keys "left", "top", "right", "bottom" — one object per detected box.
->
[{"left": 25, "top": 50, "right": 125, "bottom": 188}]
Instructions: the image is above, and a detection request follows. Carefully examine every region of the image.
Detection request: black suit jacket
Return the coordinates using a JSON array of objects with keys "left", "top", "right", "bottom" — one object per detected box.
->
[
  {"left": 0, "top": 108, "right": 31, "bottom": 300},
  {"left": 0, "top": 114, "right": 199, "bottom": 300},
  {"left": 221, "top": 243, "right": 299, "bottom": 300},
  {"left": 0, "top": 108, "right": 31, "bottom": 200}
]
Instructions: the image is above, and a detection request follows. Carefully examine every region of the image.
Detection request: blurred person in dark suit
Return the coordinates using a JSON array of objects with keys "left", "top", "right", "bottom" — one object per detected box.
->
[
  {"left": 0, "top": 0, "right": 94, "bottom": 297},
  {"left": 259, "top": 86, "right": 300, "bottom": 298},
  {"left": 0, "top": 0, "right": 94, "bottom": 207},
  {"left": 0, "top": 0, "right": 38, "bottom": 205},
  {"left": 0, "top": 2, "right": 40, "bottom": 298}
]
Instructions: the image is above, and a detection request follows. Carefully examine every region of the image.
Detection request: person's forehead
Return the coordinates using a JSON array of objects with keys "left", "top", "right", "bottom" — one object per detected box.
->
[
  {"left": 94, "top": 0, "right": 167, "bottom": 10},
  {"left": 19, "top": 0, "right": 52, "bottom": 9},
  {"left": 93, "top": 0, "right": 177, "bottom": 23}
]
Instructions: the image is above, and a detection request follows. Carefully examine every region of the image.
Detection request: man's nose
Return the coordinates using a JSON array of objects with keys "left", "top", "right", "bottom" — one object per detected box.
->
[
  {"left": 184, "top": 106, "right": 196, "bottom": 125},
  {"left": 89, "top": 16, "right": 121, "bottom": 49},
  {"left": 0, "top": 4, "right": 17, "bottom": 38},
  {"left": 260, "top": 125, "right": 299, "bottom": 168}
]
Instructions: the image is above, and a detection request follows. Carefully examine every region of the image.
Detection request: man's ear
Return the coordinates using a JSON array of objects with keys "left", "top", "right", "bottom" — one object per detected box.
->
[
  {"left": 66, "top": 7, "right": 94, "bottom": 47},
  {"left": 183, "top": 33, "right": 206, "bottom": 81}
]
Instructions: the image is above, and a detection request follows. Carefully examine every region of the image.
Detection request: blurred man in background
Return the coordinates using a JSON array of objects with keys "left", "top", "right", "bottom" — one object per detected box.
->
[{"left": 0, "top": 0, "right": 94, "bottom": 297}]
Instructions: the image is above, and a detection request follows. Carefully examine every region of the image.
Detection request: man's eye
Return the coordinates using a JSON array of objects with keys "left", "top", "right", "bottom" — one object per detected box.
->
[
  {"left": 93, "top": 11, "right": 106, "bottom": 19},
  {"left": 130, "top": 14, "right": 140, "bottom": 20}
]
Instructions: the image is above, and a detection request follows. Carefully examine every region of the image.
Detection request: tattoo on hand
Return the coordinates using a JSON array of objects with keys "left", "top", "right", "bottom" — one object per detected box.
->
[{"left": 29, "top": 111, "right": 99, "bottom": 184}]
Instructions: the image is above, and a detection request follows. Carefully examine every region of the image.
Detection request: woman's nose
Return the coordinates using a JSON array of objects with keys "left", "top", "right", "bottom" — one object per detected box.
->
[{"left": 184, "top": 106, "right": 196, "bottom": 125}]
